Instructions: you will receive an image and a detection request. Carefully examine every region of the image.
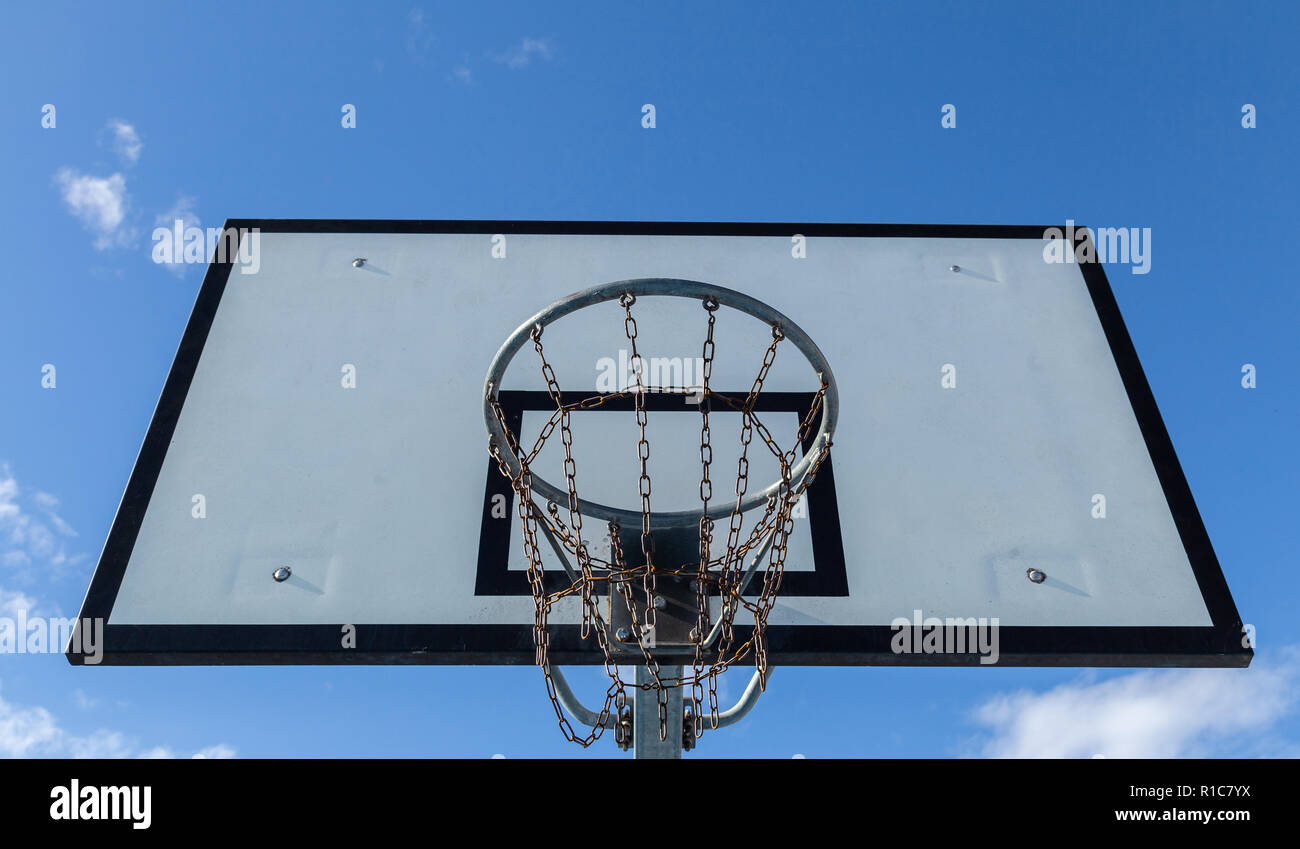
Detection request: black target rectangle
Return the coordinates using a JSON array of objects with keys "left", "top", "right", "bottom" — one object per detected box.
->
[{"left": 474, "top": 390, "right": 849, "bottom": 597}]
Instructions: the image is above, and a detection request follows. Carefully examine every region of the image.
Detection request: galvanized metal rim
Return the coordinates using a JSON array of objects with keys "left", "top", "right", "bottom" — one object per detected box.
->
[{"left": 483, "top": 278, "right": 838, "bottom": 528}]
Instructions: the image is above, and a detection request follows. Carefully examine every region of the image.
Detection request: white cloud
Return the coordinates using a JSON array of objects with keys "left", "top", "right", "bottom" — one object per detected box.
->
[
  {"left": 406, "top": 8, "right": 433, "bottom": 60},
  {"left": 44, "top": 513, "right": 76, "bottom": 538},
  {"left": 453, "top": 64, "right": 472, "bottom": 84},
  {"left": 153, "top": 197, "right": 201, "bottom": 276},
  {"left": 0, "top": 587, "right": 38, "bottom": 619},
  {"left": 54, "top": 168, "right": 133, "bottom": 250},
  {"left": 495, "top": 37, "right": 552, "bottom": 69},
  {"left": 154, "top": 196, "right": 200, "bottom": 232},
  {"left": 0, "top": 464, "right": 83, "bottom": 580},
  {"left": 106, "top": 119, "right": 142, "bottom": 164},
  {"left": 0, "top": 684, "right": 235, "bottom": 758},
  {"left": 0, "top": 552, "right": 29, "bottom": 570},
  {"left": 0, "top": 477, "right": 15, "bottom": 522},
  {"left": 193, "top": 744, "right": 237, "bottom": 759},
  {"left": 32, "top": 492, "right": 76, "bottom": 537},
  {"left": 973, "top": 653, "right": 1299, "bottom": 757},
  {"left": 0, "top": 473, "right": 238, "bottom": 760}
]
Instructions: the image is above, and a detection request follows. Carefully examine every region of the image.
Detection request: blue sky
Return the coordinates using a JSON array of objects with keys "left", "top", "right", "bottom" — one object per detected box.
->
[{"left": 1, "top": 0, "right": 1296, "bottom": 757}]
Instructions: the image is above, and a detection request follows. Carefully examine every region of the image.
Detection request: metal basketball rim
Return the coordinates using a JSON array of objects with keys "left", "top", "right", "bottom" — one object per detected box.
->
[{"left": 482, "top": 278, "right": 839, "bottom": 527}]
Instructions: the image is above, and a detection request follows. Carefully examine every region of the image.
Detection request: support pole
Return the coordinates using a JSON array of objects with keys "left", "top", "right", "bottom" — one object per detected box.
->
[{"left": 634, "top": 665, "right": 683, "bottom": 759}]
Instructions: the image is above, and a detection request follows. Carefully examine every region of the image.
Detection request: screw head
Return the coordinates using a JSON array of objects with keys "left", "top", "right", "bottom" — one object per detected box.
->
[
  {"left": 652, "top": 596, "right": 667, "bottom": 610},
  {"left": 1027, "top": 568, "right": 1047, "bottom": 584},
  {"left": 615, "top": 626, "right": 632, "bottom": 642},
  {"left": 950, "top": 264, "right": 960, "bottom": 272},
  {"left": 273, "top": 566, "right": 292, "bottom": 582},
  {"left": 352, "top": 257, "right": 366, "bottom": 268}
]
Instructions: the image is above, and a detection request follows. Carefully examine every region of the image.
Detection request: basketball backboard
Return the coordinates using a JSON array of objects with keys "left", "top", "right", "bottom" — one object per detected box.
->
[{"left": 69, "top": 221, "right": 1250, "bottom": 669}]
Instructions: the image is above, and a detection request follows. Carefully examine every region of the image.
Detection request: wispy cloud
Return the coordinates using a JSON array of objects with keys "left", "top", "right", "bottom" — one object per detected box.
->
[
  {"left": 452, "top": 64, "right": 472, "bottom": 84},
  {"left": 105, "top": 119, "right": 142, "bottom": 165},
  {"left": 972, "top": 652, "right": 1298, "bottom": 757},
  {"left": 153, "top": 196, "right": 201, "bottom": 276},
  {"left": 494, "top": 37, "right": 552, "bottom": 69},
  {"left": 0, "top": 684, "right": 236, "bottom": 758},
  {"left": 406, "top": 8, "right": 433, "bottom": 61},
  {"left": 0, "top": 586, "right": 39, "bottom": 619},
  {"left": 0, "top": 471, "right": 238, "bottom": 760},
  {"left": 0, "top": 464, "right": 83, "bottom": 582},
  {"left": 32, "top": 492, "right": 76, "bottom": 537}
]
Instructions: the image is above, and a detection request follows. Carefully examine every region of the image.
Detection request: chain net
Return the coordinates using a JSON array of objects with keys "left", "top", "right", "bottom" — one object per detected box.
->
[{"left": 486, "top": 293, "right": 831, "bottom": 746}]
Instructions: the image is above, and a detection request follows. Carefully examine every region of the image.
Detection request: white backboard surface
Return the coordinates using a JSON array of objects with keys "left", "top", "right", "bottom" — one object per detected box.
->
[{"left": 71, "top": 221, "right": 1249, "bottom": 667}]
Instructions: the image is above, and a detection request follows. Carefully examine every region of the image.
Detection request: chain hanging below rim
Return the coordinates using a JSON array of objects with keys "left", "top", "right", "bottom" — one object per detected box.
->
[{"left": 484, "top": 282, "right": 834, "bottom": 747}]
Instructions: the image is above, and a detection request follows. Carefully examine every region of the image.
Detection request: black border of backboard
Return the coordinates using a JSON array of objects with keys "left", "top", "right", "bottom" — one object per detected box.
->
[{"left": 68, "top": 221, "right": 1252, "bottom": 668}]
